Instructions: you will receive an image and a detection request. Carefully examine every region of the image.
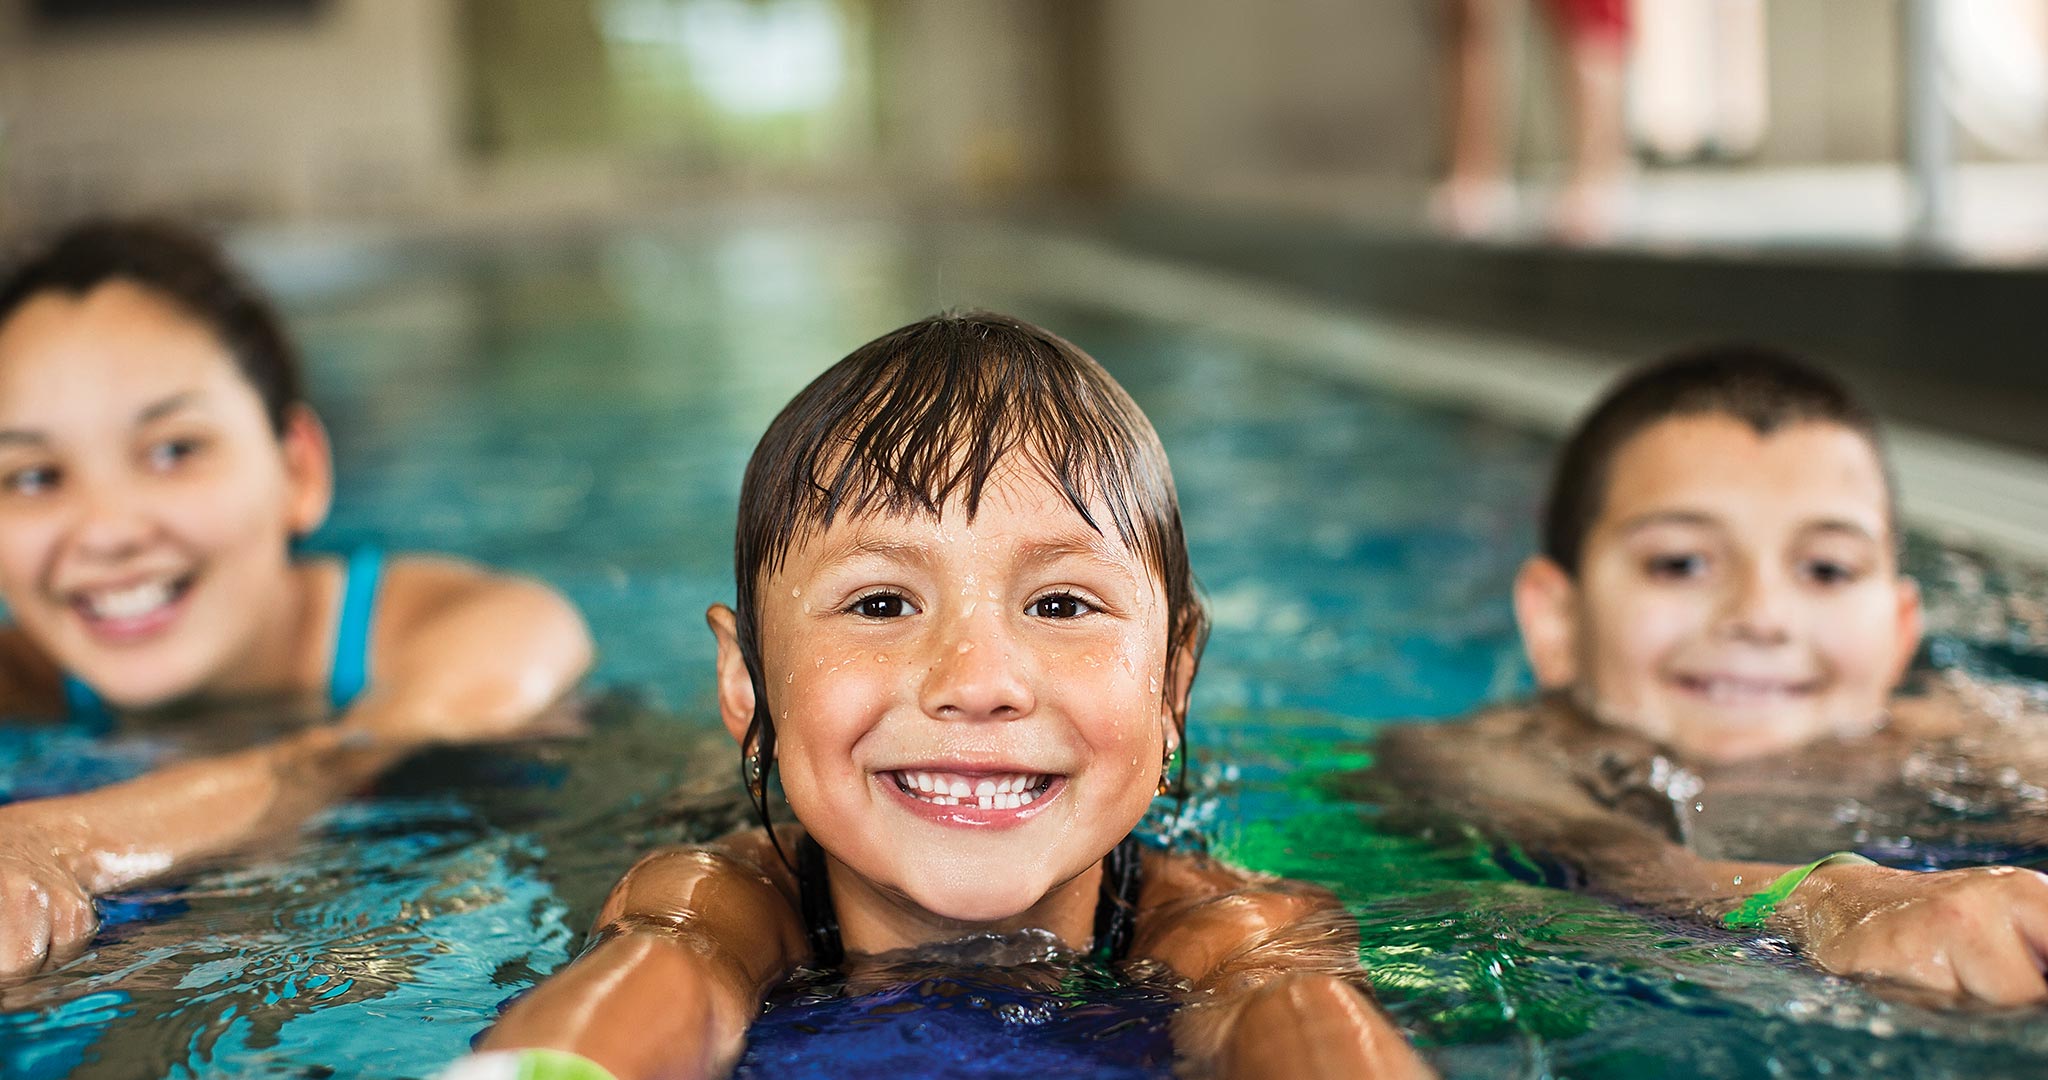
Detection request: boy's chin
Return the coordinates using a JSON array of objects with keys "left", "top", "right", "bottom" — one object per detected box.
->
[{"left": 896, "top": 862, "right": 1061, "bottom": 926}]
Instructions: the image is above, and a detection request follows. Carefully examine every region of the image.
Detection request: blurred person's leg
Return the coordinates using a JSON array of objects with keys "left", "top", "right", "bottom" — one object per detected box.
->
[
  {"left": 1434, "top": 0, "right": 1518, "bottom": 235},
  {"left": 1546, "top": 0, "right": 1632, "bottom": 242}
]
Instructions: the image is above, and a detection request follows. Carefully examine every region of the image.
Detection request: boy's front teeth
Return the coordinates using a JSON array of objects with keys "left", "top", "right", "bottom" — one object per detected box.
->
[
  {"left": 894, "top": 770, "right": 1046, "bottom": 810},
  {"left": 87, "top": 581, "right": 175, "bottom": 621}
]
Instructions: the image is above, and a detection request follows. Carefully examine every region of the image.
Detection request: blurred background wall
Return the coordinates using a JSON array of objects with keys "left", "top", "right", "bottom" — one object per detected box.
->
[{"left": 5, "top": 0, "right": 2028, "bottom": 228}]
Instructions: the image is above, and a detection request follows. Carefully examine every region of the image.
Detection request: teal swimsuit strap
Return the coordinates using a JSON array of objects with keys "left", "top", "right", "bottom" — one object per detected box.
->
[
  {"left": 62, "top": 673, "right": 114, "bottom": 736},
  {"left": 328, "top": 547, "right": 383, "bottom": 712}
]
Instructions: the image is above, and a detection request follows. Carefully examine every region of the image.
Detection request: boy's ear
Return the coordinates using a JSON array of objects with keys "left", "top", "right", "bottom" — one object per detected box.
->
[
  {"left": 1513, "top": 555, "right": 1580, "bottom": 689},
  {"left": 1158, "top": 631, "right": 1198, "bottom": 754},
  {"left": 1889, "top": 575, "right": 1925, "bottom": 686},
  {"left": 706, "top": 604, "right": 759, "bottom": 746},
  {"left": 281, "top": 405, "right": 334, "bottom": 537}
]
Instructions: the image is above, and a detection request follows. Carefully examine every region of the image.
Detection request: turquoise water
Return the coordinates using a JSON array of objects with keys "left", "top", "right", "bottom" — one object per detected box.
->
[{"left": 3, "top": 220, "right": 2046, "bottom": 1077}]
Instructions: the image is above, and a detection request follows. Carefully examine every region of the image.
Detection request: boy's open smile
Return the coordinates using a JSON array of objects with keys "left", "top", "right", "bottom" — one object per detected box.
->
[{"left": 879, "top": 766, "right": 1064, "bottom": 824}]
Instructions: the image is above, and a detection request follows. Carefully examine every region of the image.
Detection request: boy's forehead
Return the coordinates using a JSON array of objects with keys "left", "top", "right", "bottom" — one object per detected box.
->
[
  {"left": 1596, "top": 414, "right": 1892, "bottom": 536},
  {"left": 777, "top": 471, "right": 1145, "bottom": 575}
]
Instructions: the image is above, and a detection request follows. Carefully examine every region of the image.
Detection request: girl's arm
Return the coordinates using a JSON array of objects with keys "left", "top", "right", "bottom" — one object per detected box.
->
[
  {"left": 1134, "top": 854, "right": 1434, "bottom": 1080},
  {"left": 1375, "top": 714, "right": 2048, "bottom": 1005},
  {"left": 0, "top": 725, "right": 407, "bottom": 974},
  {"left": 478, "top": 832, "right": 808, "bottom": 1080},
  {"left": 0, "top": 560, "right": 591, "bottom": 976},
  {"left": 336, "top": 558, "right": 594, "bottom": 748}
]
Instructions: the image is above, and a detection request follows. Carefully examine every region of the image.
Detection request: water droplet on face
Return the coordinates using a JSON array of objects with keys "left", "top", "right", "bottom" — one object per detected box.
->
[
  {"left": 875, "top": 654, "right": 888, "bottom": 663},
  {"left": 791, "top": 586, "right": 802, "bottom": 597},
  {"left": 1149, "top": 676, "right": 1160, "bottom": 694},
  {"left": 957, "top": 641, "right": 974, "bottom": 654},
  {"left": 786, "top": 672, "right": 793, "bottom": 683}
]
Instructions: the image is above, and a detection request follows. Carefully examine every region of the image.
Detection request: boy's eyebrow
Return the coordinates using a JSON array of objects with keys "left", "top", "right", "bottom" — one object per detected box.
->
[
  {"left": 1614, "top": 509, "right": 1722, "bottom": 535},
  {"left": 1014, "top": 533, "right": 1142, "bottom": 582},
  {"left": 809, "top": 532, "right": 936, "bottom": 572},
  {"left": 1798, "top": 518, "right": 1881, "bottom": 543},
  {"left": 135, "top": 391, "right": 201, "bottom": 425},
  {"left": 0, "top": 428, "right": 49, "bottom": 447}
]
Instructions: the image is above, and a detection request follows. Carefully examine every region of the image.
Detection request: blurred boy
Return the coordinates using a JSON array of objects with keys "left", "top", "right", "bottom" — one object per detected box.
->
[{"left": 1375, "top": 346, "right": 2048, "bottom": 1006}]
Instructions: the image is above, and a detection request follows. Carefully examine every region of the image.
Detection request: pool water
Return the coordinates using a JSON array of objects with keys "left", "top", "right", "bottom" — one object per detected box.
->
[{"left": 3, "top": 218, "right": 2047, "bottom": 1078}]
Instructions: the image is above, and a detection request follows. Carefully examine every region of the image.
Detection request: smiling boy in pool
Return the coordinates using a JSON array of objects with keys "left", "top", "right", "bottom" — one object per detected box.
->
[
  {"left": 464, "top": 312, "right": 1432, "bottom": 1079},
  {"left": 0, "top": 220, "right": 592, "bottom": 976},
  {"left": 1374, "top": 345, "right": 2048, "bottom": 1006}
]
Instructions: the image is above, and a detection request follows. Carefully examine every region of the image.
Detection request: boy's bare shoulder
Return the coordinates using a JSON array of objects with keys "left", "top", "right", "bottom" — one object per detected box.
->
[
  {"left": 601, "top": 826, "right": 804, "bottom": 927},
  {"left": 1138, "top": 848, "right": 1338, "bottom": 925},
  {"left": 1377, "top": 694, "right": 1581, "bottom": 760}
]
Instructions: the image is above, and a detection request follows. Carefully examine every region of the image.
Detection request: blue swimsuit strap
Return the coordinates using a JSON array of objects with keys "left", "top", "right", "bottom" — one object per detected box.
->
[
  {"left": 60, "top": 547, "right": 384, "bottom": 729},
  {"left": 327, "top": 547, "right": 383, "bottom": 712}
]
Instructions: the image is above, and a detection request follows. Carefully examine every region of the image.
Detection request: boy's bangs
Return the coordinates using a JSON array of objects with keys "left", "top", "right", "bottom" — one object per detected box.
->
[{"left": 750, "top": 317, "right": 1171, "bottom": 580}]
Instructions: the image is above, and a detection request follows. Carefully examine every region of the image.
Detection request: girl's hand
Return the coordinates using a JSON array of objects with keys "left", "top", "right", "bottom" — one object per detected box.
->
[
  {"left": 1785, "top": 862, "right": 2048, "bottom": 1005},
  {"left": 0, "top": 832, "right": 96, "bottom": 978}
]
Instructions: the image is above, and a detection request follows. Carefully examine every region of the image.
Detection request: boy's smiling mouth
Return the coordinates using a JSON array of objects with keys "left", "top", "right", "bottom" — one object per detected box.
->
[
  {"left": 1669, "top": 671, "right": 1819, "bottom": 706},
  {"left": 879, "top": 768, "right": 1065, "bottom": 824}
]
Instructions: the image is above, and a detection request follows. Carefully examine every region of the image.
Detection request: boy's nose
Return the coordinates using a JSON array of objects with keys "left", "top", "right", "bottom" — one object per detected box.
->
[
  {"left": 918, "top": 613, "right": 1036, "bottom": 722},
  {"left": 1716, "top": 563, "right": 1792, "bottom": 645}
]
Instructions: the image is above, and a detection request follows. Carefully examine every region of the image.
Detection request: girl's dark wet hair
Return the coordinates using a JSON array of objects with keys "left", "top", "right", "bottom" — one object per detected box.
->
[
  {"left": 732, "top": 311, "right": 1209, "bottom": 836},
  {"left": 1543, "top": 343, "right": 1893, "bottom": 575},
  {"left": 0, "top": 219, "right": 303, "bottom": 435}
]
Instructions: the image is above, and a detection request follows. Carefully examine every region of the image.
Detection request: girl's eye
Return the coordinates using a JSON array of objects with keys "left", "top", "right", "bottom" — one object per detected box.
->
[
  {"left": 1644, "top": 552, "right": 1707, "bottom": 580},
  {"left": 145, "top": 438, "right": 203, "bottom": 470},
  {"left": 848, "top": 592, "right": 917, "bottom": 620},
  {"left": 2, "top": 465, "right": 58, "bottom": 496},
  {"left": 1027, "top": 592, "right": 1095, "bottom": 620},
  {"left": 1801, "top": 559, "right": 1862, "bottom": 587}
]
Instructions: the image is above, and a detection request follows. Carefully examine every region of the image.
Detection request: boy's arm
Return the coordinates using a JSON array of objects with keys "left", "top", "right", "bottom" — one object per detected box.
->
[
  {"left": 478, "top": 831, "right": 808, "bottom": 1080},
  {"left": 0, "top": 560, "right": 593, "bottom": 977},
  {"left": 1377, "top": 716, "right": 2048, "bottom": 1005},
  {"left": 1134, "top": 853, "right": 1433, "bottom": 1080}
]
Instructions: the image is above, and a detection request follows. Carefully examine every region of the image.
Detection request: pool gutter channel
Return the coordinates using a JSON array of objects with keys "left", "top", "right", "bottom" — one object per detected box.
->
[{"left": 956, "top": 224, "right": 2048, "bottom": 566}]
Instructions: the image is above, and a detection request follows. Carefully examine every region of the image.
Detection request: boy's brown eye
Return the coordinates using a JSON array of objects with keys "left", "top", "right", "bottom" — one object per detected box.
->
[
  {"left": 1802, "top": 559, "right": 1860, "bottom": 586},
  {"left": 850, "top": 593, "right": 913, "bottom": 619},
  {"left": 2, "top": 464, "right": 59, "bottom": 496},
  {"left": 1645, "top": 553, "right": 1706, "bottom": 580},
  {"left": 1028, "top": 593, "right": 1093, "bottom": 619}
]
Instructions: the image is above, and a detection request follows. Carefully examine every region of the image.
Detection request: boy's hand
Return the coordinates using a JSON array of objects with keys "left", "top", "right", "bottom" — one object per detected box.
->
[
  {"left": 0, "top": 834, "right": 96, "bottom": 978},
  {"left": 1786, "top": 862, "right": 2048, "bottom": 1005}
]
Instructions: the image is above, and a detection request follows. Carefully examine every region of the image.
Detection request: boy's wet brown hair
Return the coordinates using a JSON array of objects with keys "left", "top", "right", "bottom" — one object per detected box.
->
[
  {"left": 0, "top": 218, "right": 303, "bottom": 435},
  {"left": 1543, "top": 344, "right": 1893, "bottom": 574},
  {"left": 732, "top": 311, "right": 1208, "bottom": 824}
]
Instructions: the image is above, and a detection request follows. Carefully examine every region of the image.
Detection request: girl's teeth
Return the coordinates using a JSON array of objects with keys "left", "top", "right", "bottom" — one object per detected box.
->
[{"left": 89, "top": 581, "right": 174, "bottom": 621}]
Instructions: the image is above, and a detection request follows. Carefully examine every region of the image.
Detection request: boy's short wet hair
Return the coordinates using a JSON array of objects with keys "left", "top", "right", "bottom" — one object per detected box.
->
[
  {"left": 732, "top": 310, "right": 1208, "bottom": 801},
  {"left": 0, "top": 218, "right": 303, "bottom": 435},
  {"left": 1543, "top": 344, "right": 1892, "bottom": 573}
]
